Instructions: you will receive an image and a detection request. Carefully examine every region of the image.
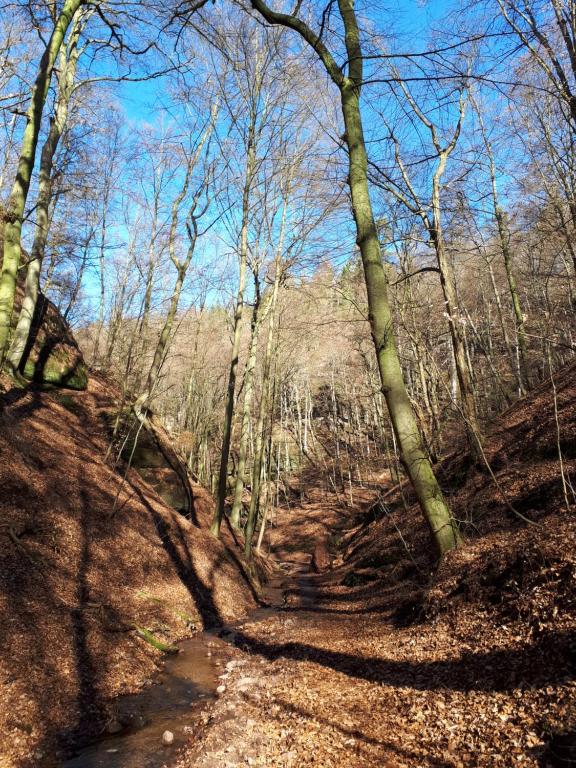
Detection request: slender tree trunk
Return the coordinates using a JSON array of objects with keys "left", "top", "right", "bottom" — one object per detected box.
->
[
  {"left": 340, "top": 85, "right": 459, "bottom": 553},
  {"left": 92, "top": 174, "right": 111, "bottom": 365},
  {"left": 0, "top": 0, "right": 86, "bottom": 362},
  {"left": 230, "top": 281, "right": 272, "bottom": 528},
  {"left": 211, "top": 108, "right": 257, "bottom": 537},
  {"left": 244, "top": 247, "right": 282, "bottom": 557},
  {"left": 475, "top": 99, "right": 529, "bottom": 391},
  {"left": 135, "top": 111, "right": 214, "bottom": 411},
  {"left": 7, "top": 10, "right": 86, "bottom": 371},
  {"left": 495, "top": 207, "right": 529, "bottom": 387},
  {"left": 486, "top": 257, "right": 519, "bottom": 388},
  {"left": 430, "top": 163, "right": 481, "bottom": 461},
  {"left": 249, "top": 0, "right": 460, "bottom": 556}
]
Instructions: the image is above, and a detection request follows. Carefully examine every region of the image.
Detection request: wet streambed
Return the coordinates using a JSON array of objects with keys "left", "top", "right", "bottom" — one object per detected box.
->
[
  {"left": 61, "top": 577, "right": 291, "bottom": 768},
  {"left": 62, "top": 632, "right": 227, "bottom": 768}
]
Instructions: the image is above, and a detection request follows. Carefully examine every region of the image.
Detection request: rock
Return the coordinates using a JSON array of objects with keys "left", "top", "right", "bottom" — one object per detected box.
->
[
  {"left": 105, "top": 719, "right": 123, "bottom": 735},
  {"left": 216, "top": 684, "right": 226, "bottom": 695},
  {"left": 162, "top": 730, "right": 174, "bottom": 746},
  {"left": 14, "top": 281, "right": 87, "bottom": 390}
]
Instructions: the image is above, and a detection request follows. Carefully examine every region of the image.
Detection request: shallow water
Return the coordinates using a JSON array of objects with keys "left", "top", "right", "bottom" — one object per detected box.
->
[
  {"left": 63, "top": 633, "right": 222, "bottom": 768},
  {"left": 61, "top": 576, "right": 291, "bottom": 768}
]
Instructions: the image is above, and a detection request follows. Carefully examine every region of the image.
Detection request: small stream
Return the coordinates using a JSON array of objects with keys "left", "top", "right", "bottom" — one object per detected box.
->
[
  {"left": 61, "top": 576, "right": 292, "bottom": 768},
  {"left": 62, "top": 633, "right": 224, "bottom": 768}
]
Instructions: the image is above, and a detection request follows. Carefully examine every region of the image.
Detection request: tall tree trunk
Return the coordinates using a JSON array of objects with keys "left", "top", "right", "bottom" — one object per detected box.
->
[
  {"left": 244, "top": 249, "right": 282, "bottom": 558},
  {"left": 494, "top": 206, "right": 528, "bottom": 387},
  {"left": 211, "top": 100, "right": 258, "bottom": 537},
  {"left": 338, "top": 49, "right": 459, "bottom": 551},
  {"left": 250, "top": 0, "right": 460, "bottom": 555},
  {"left": 474, "top": 98, "right": 529, "bottom": 391},
  {"left": 7, "top": 9, "right": 86, "bottom": 371},
  {"left": 430, "top": 157, "right": 482, "bottom": 461},
  {"left": 135, "top": 110, "right": 215, "bottom": 411},
  {"left": 230, "top": 280, "right": 272, "bottom": 529},
  {"left": 0, "top": 0, "right": 86, "bottom": 362}
]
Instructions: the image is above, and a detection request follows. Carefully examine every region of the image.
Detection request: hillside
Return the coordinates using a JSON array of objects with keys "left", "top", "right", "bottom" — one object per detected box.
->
[
  {"left": 173, "top": 362, "right": 575, "bottom": 768},
  {"left": 0, "top": 373, "right": 258, "bottom": 768}
]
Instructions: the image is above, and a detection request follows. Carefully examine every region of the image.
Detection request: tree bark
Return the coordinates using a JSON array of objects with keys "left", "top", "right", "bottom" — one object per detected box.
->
[
  {"left": 230, "top": 279, "right": 272, "bottom": 528},
  {"left": 211, "top": 79, "right": 259, "bottom": 537},
  {"left": 0, "top": 0, "right": 87, "bottom": 362},
  {"left": 249, "top": 0, "right": 460, "bottom": 556},
  {"left": 7, "top": 8, "right": 86, "bottom": 371}
]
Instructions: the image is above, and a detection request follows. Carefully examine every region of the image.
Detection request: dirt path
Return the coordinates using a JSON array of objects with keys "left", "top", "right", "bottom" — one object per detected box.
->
[
  {"left": 171, "top": 491, "right": 574, "bottom": 768},
  {"left": 57, "top": 478, "right": 575, "bottom": 768}
]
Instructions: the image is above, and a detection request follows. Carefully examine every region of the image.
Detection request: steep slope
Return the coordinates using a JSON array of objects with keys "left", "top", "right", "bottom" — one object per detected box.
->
[
  {"left": 0, "top": 216, "right": 87, "bottom": 390},
  {"left": 173, "top": 362, "right": 575, "bottom": 768},
  {"left": 0, "top": 374, "right": 257, "bottom": 768}
]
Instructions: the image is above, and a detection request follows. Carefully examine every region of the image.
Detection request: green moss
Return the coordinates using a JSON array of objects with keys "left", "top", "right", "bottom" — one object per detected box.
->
[
  {"left": 51, "top": 392, "right": 84, "bottom": 415},
  {"left": 135, "top": 626, "right": 179, "bottom": 654},
  {"left": 23, "top": 356, "right": 88, "bottom": 390}
]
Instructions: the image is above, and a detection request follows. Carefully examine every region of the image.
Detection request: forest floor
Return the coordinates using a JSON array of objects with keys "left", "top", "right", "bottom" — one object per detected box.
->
[
  {"left": 172, "top": 365, "right": 576, "bottom": 768},
  {"left": 0, "top": 362, "right": 574, "bottom": 767},
  {"left": 0, "top": 374, "right": 258, "bottom": 768}
]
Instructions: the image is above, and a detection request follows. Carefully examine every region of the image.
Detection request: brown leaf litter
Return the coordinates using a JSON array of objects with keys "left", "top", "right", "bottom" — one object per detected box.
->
[{"left": 0, "top": 374, "right": 257, "bottom": 768}]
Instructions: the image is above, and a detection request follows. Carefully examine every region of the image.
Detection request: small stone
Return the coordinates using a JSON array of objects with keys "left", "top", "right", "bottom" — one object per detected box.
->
[
  {"left": 106, "top": 719, "right": 123, "bottom": 735},
  {"left": 162, "top": 730, "right": 174, "bottom": 746},
  {"left": 216, "top": 685, "right": 226, "bottom": 695}
]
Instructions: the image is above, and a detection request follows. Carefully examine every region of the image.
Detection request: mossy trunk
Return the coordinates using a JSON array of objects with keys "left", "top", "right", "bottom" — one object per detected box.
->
[
  {"left": 338, "top": 2, "right": 459, "bottom": 556},
  {"left": 7, "top": 10, "right": 85, "bottom": 372},
  {"left": 248, "top": 0, "right": 460, "bottom": 556},
  {"left": 0, "top": 0, "right": 86, "bottom": 362}
]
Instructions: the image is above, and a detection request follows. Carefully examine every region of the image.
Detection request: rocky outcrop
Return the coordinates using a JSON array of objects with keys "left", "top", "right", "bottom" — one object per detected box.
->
[
  {"left": 0, "top": 210, "right": 88, "bottom": 390},
  {"left": 17, "top": 289, "right": 88, "bottom": 390}
]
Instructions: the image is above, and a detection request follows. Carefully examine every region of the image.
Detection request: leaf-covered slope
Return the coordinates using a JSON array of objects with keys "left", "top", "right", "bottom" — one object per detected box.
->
[{"left": 0, "top": 374, "right": 256, "bottom": 768}]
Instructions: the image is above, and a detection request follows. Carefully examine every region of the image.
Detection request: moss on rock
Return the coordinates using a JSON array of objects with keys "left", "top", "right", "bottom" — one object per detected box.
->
[{"left": 23, "top": 354, "right": 88, "bottom": 390}]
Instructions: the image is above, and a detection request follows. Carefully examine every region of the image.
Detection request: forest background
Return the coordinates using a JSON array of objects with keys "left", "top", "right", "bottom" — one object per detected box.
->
[{"left": 0, "top": 0, "right": 574, "bottom": 556}]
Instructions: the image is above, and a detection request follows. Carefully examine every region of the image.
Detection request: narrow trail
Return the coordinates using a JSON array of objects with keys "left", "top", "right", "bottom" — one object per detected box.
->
[
  {"left": 61, "top": 480, "right": 574, "bottom": 768},
  {"left": 59, "top": 472, "right": 344, "bottom": 768},
  {"left": 174, "top": 485, "right": 574, "bottom": 768},
  {"left": 60, "top": 562, "right": 313, "bottom": 768}
]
